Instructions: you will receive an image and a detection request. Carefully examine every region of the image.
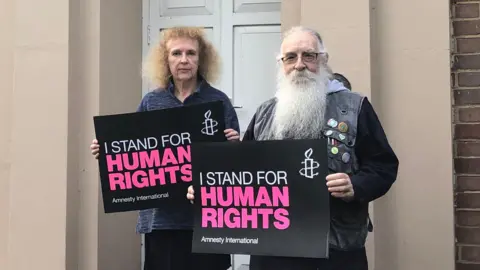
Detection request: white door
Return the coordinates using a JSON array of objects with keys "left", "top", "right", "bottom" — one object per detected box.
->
[{"left": 143, "top": 0, "right": 281, "bottom": 269}]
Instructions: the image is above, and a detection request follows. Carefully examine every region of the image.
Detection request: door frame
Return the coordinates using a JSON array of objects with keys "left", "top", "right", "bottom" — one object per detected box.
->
[{"left": 141, "top": 0, "right": 150, "bottom": 268}]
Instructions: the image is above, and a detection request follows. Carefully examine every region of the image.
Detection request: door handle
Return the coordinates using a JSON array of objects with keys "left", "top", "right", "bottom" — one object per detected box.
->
[{"left": 228, "top": 96, "right": 243, "bottom": 109}]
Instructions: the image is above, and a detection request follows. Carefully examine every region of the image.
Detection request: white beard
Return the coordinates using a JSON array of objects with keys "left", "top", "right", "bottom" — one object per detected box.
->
[{"left": 271, "top": 64, "right": 332, "bottom": 140}]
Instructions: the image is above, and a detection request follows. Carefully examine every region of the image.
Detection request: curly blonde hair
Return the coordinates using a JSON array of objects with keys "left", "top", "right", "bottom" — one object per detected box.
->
[{"left": 142, "top": 27, "right": 221, "bottom": 89}]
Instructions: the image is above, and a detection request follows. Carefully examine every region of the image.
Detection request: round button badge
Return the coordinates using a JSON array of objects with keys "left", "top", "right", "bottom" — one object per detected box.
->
[
  {"left": 338, "top": 122, "right": 348, "bottom": 133},
  {"left": 327, "top": 118, "right": 338, "bottom": 128}
]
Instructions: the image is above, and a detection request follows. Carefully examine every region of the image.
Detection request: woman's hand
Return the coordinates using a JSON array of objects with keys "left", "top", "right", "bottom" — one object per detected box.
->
[
  {"left": 224, "top": 129, "right": 240, "bottom": 141},
  {"left": 90, "top": 139, "right": 100, "bottom": 159},
  {"left": 186, "top": 185, "right": 195, "bottom": 204}
]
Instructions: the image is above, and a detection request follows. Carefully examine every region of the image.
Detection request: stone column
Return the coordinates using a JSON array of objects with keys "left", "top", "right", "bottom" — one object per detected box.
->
[
  {"left": 0, "top": 0, "right": 71, "bottom": 269},
  {"left": 281, "top": 0, "right": 302, "bottom": 32},
  {"left": 0, "top": 0, "right": 15, "bottom": 267},
  {"left": 371, "top": 1, "right": 455, "bottom": 269},
  {"left": 0, "top": 0, "right": 143, "bottom": 269}
]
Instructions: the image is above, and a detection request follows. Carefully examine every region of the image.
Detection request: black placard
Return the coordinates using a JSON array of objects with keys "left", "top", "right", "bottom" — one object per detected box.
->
[
  {"left": 191, "top": 139, "right": 330, "bottom": 258},
  {"left": 93, "top": 101, "right": 226, "bottom": 213}
]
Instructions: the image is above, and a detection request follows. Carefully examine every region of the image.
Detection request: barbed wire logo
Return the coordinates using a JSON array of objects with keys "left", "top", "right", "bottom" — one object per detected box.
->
[
  {"left": 299, "top": 148, "right": 320, "bottom": 179},
  {"left": 201, "top": 110, "right": 218, "bottom": 136}
]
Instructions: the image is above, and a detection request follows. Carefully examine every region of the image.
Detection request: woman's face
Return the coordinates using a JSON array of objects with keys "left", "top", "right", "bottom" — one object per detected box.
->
[{"left": 167, "top": 37, "right": 200, "bottom": 82}]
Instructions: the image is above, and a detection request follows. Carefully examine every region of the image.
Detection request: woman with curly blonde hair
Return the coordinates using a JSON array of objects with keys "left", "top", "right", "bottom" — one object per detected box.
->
[{"left": 90, "top": 26, "right": 239, "bottom": 270}]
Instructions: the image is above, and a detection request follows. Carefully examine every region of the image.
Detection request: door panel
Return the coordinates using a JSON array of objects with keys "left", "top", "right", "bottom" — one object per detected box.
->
[
  {"left": 233, "top": 25, "right": 281, "bottom": 136},
  {"left": 220, "top": 0, "right": 281, "bottom": 141},
  {"left": 160, "top": 0, "right": 215, "bottom": 16},
  {"left": 233, "top": 0, "right": 281, "bottom": 13}
]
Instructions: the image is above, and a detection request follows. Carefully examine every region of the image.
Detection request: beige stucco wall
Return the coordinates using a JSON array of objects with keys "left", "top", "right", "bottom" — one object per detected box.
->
[{"left": 0, "top": 0, "right": 454, "bottom": 269}]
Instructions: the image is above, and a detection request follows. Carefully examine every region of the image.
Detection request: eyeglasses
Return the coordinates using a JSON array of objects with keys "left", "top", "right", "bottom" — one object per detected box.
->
[{"left": 280, "top": 52, "right": 323, "bottom": 64}]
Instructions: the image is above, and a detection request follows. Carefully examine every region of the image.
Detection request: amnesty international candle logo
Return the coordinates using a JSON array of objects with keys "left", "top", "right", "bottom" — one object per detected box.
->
[
  {"left": 191, "top": 139, "right": 331, "bottom": 259},
  {"left": 299, "top": 148, "right": 320, "bottom": 179},
  {"left": 201, "top": 110, "right": 219, "bottom": 136},
  {"left": 93, "top": 101, "right": 226, "bottom": 213}
]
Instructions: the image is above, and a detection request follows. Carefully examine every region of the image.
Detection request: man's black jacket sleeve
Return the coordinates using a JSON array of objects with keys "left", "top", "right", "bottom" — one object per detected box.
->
[{"left": 350, "top": 97, "right": 399, "bottom": 203}]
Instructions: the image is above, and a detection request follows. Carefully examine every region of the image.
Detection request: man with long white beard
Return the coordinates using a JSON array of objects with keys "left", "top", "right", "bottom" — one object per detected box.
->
[
  {"left": 187, "top": 26, "right": 399, "bottom": 269},
  {"left": 245, "top": 26, "right": 398, "bottom": 270}
]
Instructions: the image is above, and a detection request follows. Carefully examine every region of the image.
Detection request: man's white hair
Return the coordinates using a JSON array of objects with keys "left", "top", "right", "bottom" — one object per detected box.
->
[{"left": 278, "top": 26, "right": 329, "bottom": 61}]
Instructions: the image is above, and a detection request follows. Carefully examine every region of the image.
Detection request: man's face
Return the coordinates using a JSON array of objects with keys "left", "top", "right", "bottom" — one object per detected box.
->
[{"left": 280, "top": 31, "right": 323, "bottom": 76}]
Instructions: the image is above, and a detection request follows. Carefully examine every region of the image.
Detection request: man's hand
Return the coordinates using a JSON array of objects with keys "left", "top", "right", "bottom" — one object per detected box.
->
[
  {"left": 326, "top": 173, "right": 354, "bottom": 201},
  {"left": 186, "top": 185, "right": 195, "bottom": 204},
  {"left": 224, "top": 129, "right": 240, "bottom": 141}
]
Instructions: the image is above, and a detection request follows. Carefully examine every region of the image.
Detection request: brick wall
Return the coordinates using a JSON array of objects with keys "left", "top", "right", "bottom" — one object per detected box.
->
[{"left": 452, "top": 0, "right": 480, "bottom": 269}]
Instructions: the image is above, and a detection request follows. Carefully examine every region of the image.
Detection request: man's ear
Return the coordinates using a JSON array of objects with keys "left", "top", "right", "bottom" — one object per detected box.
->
[{"left": 324, "top": 52, "right": 329, "bottom": 63}]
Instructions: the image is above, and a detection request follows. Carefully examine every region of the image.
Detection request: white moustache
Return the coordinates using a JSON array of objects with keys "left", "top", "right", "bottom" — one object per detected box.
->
[
  {"left": 289, "top": 70, "right": 316, "bottom": 84},
  {"left": 272, "top": 65, "right": 332, "bottom": 140}
]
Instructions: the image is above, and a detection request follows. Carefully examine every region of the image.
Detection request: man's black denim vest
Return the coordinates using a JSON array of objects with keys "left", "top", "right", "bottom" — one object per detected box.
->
[{"left": 252, "top": 90, "right": 369, "bottom": 251}]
